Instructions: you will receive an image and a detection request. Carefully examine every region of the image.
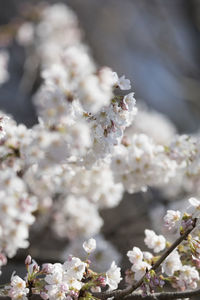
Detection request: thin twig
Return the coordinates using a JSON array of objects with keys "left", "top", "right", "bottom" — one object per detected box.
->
[
  {"left": 125, "top": 288, "right": 200, "bottom": 299},
  {"left": 93, "top": 218, "right": 197, "bottom": 299}
]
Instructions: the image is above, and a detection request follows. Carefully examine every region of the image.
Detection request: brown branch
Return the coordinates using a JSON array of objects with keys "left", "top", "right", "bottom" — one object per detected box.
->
[
  {"left": 1, "top": 288, "right": 200, "bottom": 300},
  {"left": 93, "top": 218, "right": 197, "bottom": 299},
  {"left": 125, "top": 288, "right": 200, "bottom": 299}
]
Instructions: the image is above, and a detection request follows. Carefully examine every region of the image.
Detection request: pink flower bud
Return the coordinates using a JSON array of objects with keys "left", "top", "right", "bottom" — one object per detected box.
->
[
  {"left": 70, "top": 290, "right": 79, "bottom": 298},
  {"left": 0, "top": 253, "right": 7, "bottom": 266},
  {"left": 25, "top": 255, "right": 32, "bottom": 265},
  {"left": 97, "top": 276, "right": 106, "bottom": 287},
  {"left": 67, "top": 255, "right": 73, "bottom": 262},
  {"left": 86, "top": 259, "right": 91, "bottom": 265},
  {"left": 192, "top": 255, "right": 200, "bottom": 268},
  {"left": 33, "top": 263, "right": 40, "bottom": 272}
]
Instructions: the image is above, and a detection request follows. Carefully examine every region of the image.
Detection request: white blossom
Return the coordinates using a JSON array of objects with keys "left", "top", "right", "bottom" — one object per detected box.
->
[
  {"left": 0, "top": 50, "right": 9, "bottom": 85},
  {"left": 63, "top": 257, "right": 86, "bottom": 280},
  {"left": 162, "top": 250, "right": 182, "bottom": 276},
  {"left": 127, "top": 247, "right": 143, "bottom": 264},
  {"left": 106, "top": 261, "right": 122, "bottom": 291},
  {"left": 52, "top": 195, "right": 103, "bottom": 239},
  {"left": 131, "top": 261, "right": 151, "bottom": 281},
  {"left": 177, "top": 266, "right": 200, "bottom": 290},
  {"left": 142, "top": 251, "right": 153, "bottom": 261},
  {"left": 111, "top": 134, "right": 177, "bottom": 193},
  {"left": 83, "top": 238, "right": 96, "bottom": 254},
  {"left": 125, "top": 106, "right": 177, "bottom": 146},
  {"left": 164, "top": 210, "right": 181, "bottom": 230},
  {"left": 9, "top": 275, "right": 29, "bottom": 300},
  {"left": 16, "top": 22, "right": 34, "bottom": 46},
  {"left": 188, "top": 197, "right": 200, "bottom": 217},
  {"left": 112, "top": 72, "right": 131, "bottom": 90},
  {"left": 144, "top": 230, "right": 166, "bottom": 253}
]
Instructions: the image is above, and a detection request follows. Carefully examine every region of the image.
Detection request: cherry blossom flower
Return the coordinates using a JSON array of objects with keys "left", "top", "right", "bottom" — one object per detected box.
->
[
  {"left": 9, "top": 275, "right": 29, "bottom": 300},
  {"left": 83, "top": 238, "right": 96, "bottom": 254},
  {"left": 161, "top": 250, "right": 182, "bottom": 276},
  {"left": 144, "top": 230, "right": 166, "bottom": 253},
  {"left": 127, "top": 247, "right": 143, "bottom": 264},
  {"left": 164, "top": 210, "right": 181, "bottom": 230},
  {"left": 106, "top": 261, "right": 122, "bottom": 291}
]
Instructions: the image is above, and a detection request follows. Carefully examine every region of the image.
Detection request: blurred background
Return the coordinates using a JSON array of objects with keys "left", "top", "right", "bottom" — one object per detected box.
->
[
  {"left": 1, "top": 0, "right": 200, "bottom": 131},
  {"left": 0, "top": 0, "right": 200, "bottom": 283}
]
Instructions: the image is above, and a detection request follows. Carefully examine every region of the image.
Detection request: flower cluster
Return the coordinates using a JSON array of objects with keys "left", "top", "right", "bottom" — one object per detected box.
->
[
  {"left": 0, "top": 114, "right": 38, "bottom": 261},
  {"left": 126, "top": 197, "right": 200, "bottom": 296},
  {"left": 0, "top": 3, "right": 135, "bottom": 271},
  {"left": 4, "top": 239, "right": 121, "bottom": 300},
  {"left": 1, "top": 4, "right": 200, "bottom": 299},
  {"left": 1, "top": 198, "right": 200, "bottom": 300},
  {"left": 111, "top": 133, "right": 177, "bottom": 193}
]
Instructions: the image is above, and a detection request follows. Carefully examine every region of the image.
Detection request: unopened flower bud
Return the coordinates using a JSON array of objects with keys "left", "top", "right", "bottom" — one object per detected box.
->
[
  {"left": 97, "top": 276, "right": 106, "bottom": 287},
  {"left": 0, "top": 253, "right": 7, "bottom": 266},
  {"left": 145, "top": 272, "right": 151, "bottom": 281},
  {"left": 86, "top": 259, "right": 91, "bottom": 265},
  {"left": 192, "top": 255, "right": 200, "bottom": 269},
  {"left": 25, "top": 255, "right": 32, "bottom": 265},
  {"left": 33, "top": 263, "right": 40, "bottom": 272},
  {"left": 154, "top": 278, "right": 160, "bottom": 286},
  {"left": 159, "top": 280, "right": 165, "bottom": 287},
  {"left": 141, "top": 283, "right": 148, "bottom": 297},
  {"left": 69, "top": 290, "right": 79, "bottom": 298}
]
